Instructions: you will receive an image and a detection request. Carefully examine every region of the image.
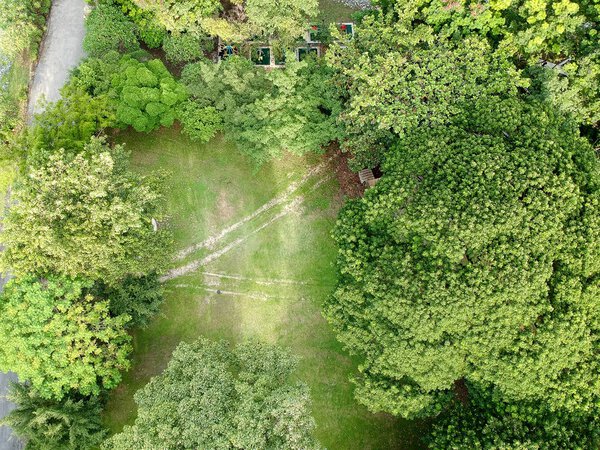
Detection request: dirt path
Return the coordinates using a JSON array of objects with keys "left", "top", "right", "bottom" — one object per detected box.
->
[
  {"left": 175, "top": 160, "right": 329, "bottom": 260},
  {"left": 27, "top": 0, "right": 88, "bottom": 120},
  {"left": 164, "top": 170, "right": 334, "bottom": 282}
]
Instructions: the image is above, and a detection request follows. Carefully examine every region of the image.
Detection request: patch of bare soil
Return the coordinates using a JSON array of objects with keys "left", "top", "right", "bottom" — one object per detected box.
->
[
  {"left": 217, "top": 190, "right": 236, "bottom": 222},
  {"left": 325, "top": 142, "right": 365, "bottom": 199}
]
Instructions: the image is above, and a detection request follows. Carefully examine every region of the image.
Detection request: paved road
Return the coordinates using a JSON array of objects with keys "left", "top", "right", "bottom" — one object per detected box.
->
[
  {"left": 27, "top": 0, "right": 88, "bottom": 119},
  {"left": 3, "top": 1, "right": 88, "bottom": 448},
  {"left": 0, "top": 371, "right": 21, "bottom": 450}
]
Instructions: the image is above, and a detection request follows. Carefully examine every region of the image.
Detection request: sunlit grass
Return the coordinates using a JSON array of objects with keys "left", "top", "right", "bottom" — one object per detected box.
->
[{"left": 103, "top": 127, "right": 424, "bottom": 449}]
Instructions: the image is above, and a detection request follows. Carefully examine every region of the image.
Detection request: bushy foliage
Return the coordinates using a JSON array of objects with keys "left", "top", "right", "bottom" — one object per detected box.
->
[
  {"left": 134, "top": 0, "right": 222, "bottom": 36},
  {"left": 2, "top": 383, "right": 107, "bottom": 450},
  {"left": 111, "top": 56, "right": 188, "bottom": 132},
  {"left": 325, "top": 98, "right": 600, "bottom": 419},
  {"left": 327, "top": 34, "right": 523, "bottom": 167},
  {"left": 27, "top": 89, "right": 117, "bottom": 165},
  {"left": 93, "top": 273, "right": 164, "bottom": 328},
  {"left": 177, "top": 100, "right": 222, "bottom": 142},
  {"left": 181, "top": 57, "right": 342, "bottom": 163},
  {"left": 103, "top": 339, "right": 322, "bottom": 449},
  {"left": 357, "top": 0, "right": 600, "bottom": 129},
  {"left": 0, "top": 0, "right": 51, "bottom": 59},
  {"left": 0, "top": 276, "right": 131, "bottom": 400},
  {"left": 108, "top": 0, "right": 167, "bottom": 48},
  {"left": 245, "top": 0, "right": 318, "bottom": 41},
  {"left": 162, "top": 32, "right": 209, "bottom": 64},
  {"left": 429, "top": 384, "right": 600, "bottom": 449},
  {"left": 84, "top": 3, "right": 140, "bottom": 57},
  {"left": 2, "top": 137, "right": 170, "bottom": 284}
]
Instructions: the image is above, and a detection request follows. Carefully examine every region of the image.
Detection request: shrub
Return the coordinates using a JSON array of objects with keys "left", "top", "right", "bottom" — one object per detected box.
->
[
  {"left": 110, "top": 0, "right": 167, "bottom": 48},
  {"left": 177, "top": 100, "right": 222, "bottom": 142},
  {"left": 163, "top": 33, "right": 210, "bottom": 64},
  {"left": 84, "top": 4, "right": 139, "bottom": 57},
  {"left": 93, "top": 273, "right": 164, "bottom": 328},
  {"left": 111, "top": 57, "right": 188, "bottom": 132}
]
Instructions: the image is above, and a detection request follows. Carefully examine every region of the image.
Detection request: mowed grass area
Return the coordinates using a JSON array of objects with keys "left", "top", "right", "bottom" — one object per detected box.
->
[
  {"left": 103, "top": 127, "right": 424, "bottom": 450},
  {"left": 318, "top": 0, "right": 359, "bottom": 23}
]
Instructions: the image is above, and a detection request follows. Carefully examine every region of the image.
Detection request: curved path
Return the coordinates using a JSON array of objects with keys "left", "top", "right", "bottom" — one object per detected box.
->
[
  {"left": 27, "top": 0, "right": 88, "bottom": 119},
  {"left": 2, "top": 1, "right": 87, "bottom": 448}
]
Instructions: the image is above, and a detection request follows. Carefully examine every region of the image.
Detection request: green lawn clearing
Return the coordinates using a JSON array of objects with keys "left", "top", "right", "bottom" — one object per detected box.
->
[
  {"left": 103, "top": 127, "right": 425, "bottom": 449},
  {"left": 318, "top": 0, "right": 359, "bottom": 24}
]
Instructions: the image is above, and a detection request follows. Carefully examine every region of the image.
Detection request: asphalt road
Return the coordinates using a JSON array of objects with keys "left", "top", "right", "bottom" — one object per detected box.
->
[
  {"left": 27, "top": 0, "right": 88, "bottom": 119},
  {"left": 3, "top": 1, "right": 88, "bottom": 448},
  {"left": 0, "top": 371, "right": 21, "bottom": 450}
]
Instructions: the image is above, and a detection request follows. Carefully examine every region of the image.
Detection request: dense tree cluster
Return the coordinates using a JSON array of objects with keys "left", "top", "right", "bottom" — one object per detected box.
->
[
  {"left": 1, "top": 0, "right": 599, "bottom": 447},
  {"left": 0, "top": 0, "right": 50, "bottom": 59},
  {"left": 181, "top": 56, "right": 342, "bottom": 163},
  {"left": 103, "top": 339, "right": 322, "bottom": 450},
  {"left": 2, "top": 138, "right": 169, "bottom": 284},
  {"left": 1, "top": 383, "right": 107, "bottom": 450},
  {"left": 0, "top": 276, "right": 131, "bottom": 399},
  {"left": 326, "top": 97, "right": 600, "bottom": 443}
]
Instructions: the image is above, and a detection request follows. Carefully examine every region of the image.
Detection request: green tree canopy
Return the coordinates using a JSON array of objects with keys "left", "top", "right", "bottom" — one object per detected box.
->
[
  {"left": 181, "top": 56, "right": 342, "bottom": 164},
  {"left": 110, "top": 56, "right": 188, "bottom": 132},
  {"left": 327, "top": 33, "right": 523, "bottom": 167},
  {"left": 325, "top": 98, "right": 600, "bottom": 419},
  {"left": 103, "top": 339, "right": 322, "bottom": 450},
  {"left": 357, "top": 0, "right": 600, "bottom": 127},
  {"left": 1, "top": 383, "right": 107, "bottom": 450},
  {"left": 429, "top": 383, "right": 600, "bottom": 449},
  {"left": 83, "top": 3, "right": 140, "bottom": 58},
  {"left": 2, "top": 137, "right": 170, "bottom": 284},
  {"left": 0, "top": 276, "right": 131, "bottom": 399},
  {"left": 134, "top": 0, "right": 222, "bottom": 36},
  {"left": 0, "top": 0, "right": 50, "bottom": 58}
]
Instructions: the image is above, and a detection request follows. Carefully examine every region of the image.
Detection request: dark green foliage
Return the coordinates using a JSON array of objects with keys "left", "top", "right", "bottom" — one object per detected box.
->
[
  {"left": 181, "top": 56, "right": 342, "bottom": 164},
  {"left": 103, "top": 339, "right": 322, "bottom": 449},
  {"left": 0, "top": 0, "right": 51, "bottom": 59},
  {"left": 84, "top": 4, "right": 140, "bottom": 57},
  {"left": 27, "top": 89, "right": 117, "bottom": 166},
  {"left": 177, "top": 100, "right": 222, "bottom": 142},
  {"left": 1, "top": 383, "right": 107, "bottom": 450},
  {"left": 94, "top": 273, "right": 164, "bottom": 328},
  {"left": 111, "top": 57, "right": 188, "bottom": 132},
  {"left": 162, "top": 33, "right": 210, "bottom": 64},
  {"left": 429, "top": 384, "right": 600, "bottom": 449},
  {"left": 108, "top": 0, "right": 167, "bottom": 48},
  {"left": 2, "top": 137, "right": 170, "bottom": 284},
  {"left": 0, "top": 276, "right": 131, "bottom": 399},
  {"left": 325, "top": 98, "right": 600, "bottom": 419}
]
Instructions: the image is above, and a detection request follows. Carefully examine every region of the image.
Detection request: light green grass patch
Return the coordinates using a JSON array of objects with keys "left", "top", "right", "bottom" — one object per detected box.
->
[{"left": 104, "top": 128, "right": 424, "bottom": 450}]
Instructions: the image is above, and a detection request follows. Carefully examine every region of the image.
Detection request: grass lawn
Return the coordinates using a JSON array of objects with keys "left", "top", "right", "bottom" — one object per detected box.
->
[
  {"left": 103, "top": 127, "right": 425, "bottom": 450},
  {"left": 318, "top": 0, "right": 360, "bottom": 24}
]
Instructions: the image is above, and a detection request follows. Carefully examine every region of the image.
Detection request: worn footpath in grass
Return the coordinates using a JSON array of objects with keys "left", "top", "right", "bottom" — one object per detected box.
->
[{"left": 103, "top": 128, "right": 425, "bottom": 450}]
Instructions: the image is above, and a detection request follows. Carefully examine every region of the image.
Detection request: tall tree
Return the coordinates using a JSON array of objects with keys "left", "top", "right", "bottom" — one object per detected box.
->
[
  {"left": 2, "top": 137, "right": 170, "bottom": 284},
  {"left": 324, "top": 97, "right": 600, "bottom": 419},
  {"left": 181, "top": 56, "right": 342, "bottom": 164},
  {"left": 2, "top": 383, "right": 107, "bottom": 450},
  {"left": 429, "top": 383, "right": 600, "bottom": 449},
  {"left": 134, "top": 0, "right": 222, "bottom": 36},
  {"left": 103, "top": 339, "right": 322, "bottom": 450},
  {"left": 0, "top": 276, "right": 131, "bottom": 399},
  {"left": 327, "top": 30, "right": 523, "bottom": 168}
]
